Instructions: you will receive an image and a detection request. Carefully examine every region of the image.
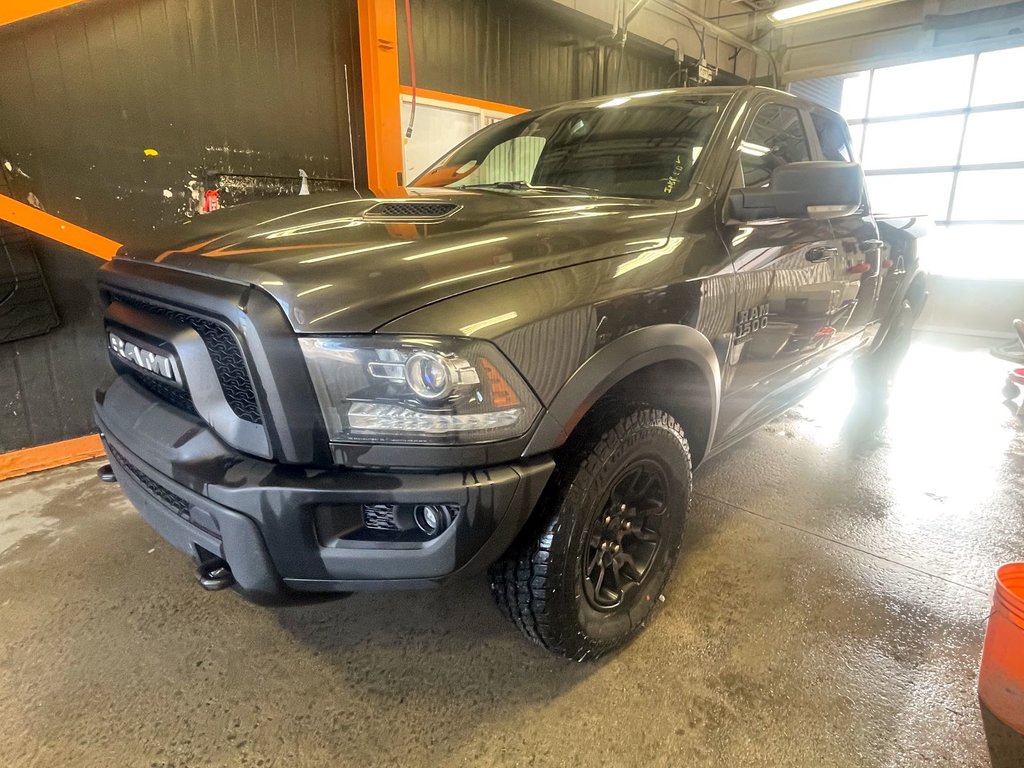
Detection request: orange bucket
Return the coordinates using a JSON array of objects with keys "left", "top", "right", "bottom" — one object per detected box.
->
[{"left": 979, "top": 563, "right": 1024, "bottom": 734}]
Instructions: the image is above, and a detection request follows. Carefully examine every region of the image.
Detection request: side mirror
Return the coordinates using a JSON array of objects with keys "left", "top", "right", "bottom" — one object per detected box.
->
[{"left": 729, "top": 161, "right": 864, "bottom": 221}]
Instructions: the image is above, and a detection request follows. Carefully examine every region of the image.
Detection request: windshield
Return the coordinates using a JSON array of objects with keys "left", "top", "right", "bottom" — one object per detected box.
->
[{"left": 412, "top": 92, "right": 730, "bottom": 200}]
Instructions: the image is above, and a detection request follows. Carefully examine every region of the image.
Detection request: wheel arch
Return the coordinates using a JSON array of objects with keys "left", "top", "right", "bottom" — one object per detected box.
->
[{"left": 523, "top": 325, "right": 722, "bottom": 466}]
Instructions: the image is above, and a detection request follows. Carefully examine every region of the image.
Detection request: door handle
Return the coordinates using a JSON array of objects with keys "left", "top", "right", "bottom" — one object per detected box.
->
[
  {"left": 860, "top": 239, "right": 884, "bottom": 277},
  {"left": 806, "top": 246, "right": 838, "bottom": 263}
]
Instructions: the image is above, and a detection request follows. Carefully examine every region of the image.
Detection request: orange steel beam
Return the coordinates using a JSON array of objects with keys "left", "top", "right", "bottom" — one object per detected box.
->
[
  {"left": 399, "top": 86, "right": 528, "bottom": 116},
  {"left": 0, "top": 434, "right": 105, "bottom": 481},
  {"left": 0, "top": 193, "right": 117, "bottom": 476},
  {"left": 357, "top": 0, "right": 404, "bottom": 197},
  {"left": 0, "top": 0, "right": 88, "bottom": 27},
  {"left": 0, "top": 194, "right": 120, "bottom": 260}
]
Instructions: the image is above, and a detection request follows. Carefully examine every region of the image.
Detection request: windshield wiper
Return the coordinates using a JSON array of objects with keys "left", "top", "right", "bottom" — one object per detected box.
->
[{"left": 460, "top": 181, "right": 600, "bottom": 195}]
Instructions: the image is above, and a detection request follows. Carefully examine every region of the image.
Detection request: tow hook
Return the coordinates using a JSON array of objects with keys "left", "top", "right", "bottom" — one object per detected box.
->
[
  {"left": 96, "top": 464, "right": 117, "bottom": 483},
  {"left": 196, "top": 560, "right": 235, "bottom": 591}
]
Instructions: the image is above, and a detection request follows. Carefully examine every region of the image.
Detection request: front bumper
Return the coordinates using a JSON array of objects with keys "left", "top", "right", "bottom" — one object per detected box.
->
[{"left": 96, "top": 376, "right": 554, "bottom": 601}]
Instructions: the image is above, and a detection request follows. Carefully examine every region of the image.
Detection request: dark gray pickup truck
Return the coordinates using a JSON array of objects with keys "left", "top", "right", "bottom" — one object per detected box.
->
[{"left": 95, "top": 85, "right": 926, "bottom": 659}]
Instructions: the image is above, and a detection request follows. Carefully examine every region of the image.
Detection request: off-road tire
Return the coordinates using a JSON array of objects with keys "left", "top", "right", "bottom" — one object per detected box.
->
[{"left": 490, "top": 405, "right": 691, "bottom": 661}]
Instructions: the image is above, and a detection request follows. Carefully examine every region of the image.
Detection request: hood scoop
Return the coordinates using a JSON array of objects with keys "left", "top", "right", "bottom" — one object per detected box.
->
[{"left": 362, "top": 201, "right": 462, "bottom": 221}]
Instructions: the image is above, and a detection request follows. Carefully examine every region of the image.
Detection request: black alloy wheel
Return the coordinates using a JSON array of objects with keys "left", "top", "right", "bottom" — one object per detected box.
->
[{"left": 490, "top": 405, "right": 691, "bottom": 660}]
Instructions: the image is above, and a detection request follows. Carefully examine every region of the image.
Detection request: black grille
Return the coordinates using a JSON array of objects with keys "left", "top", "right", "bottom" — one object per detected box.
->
[
  {"left": 107, "top": 443, "right": 191, "bottom": 520},
  {"left": 363, "top": 201, "right": 459, "bottom": 220},
  {"left": 362, "top": 504, "right": 400, "bottom": 531},
  {"left": 132, "top": 374, "right": 199, "bottom": 418},
  {"left": 114, "top": 295, "right": 263, "bottom": 424}
]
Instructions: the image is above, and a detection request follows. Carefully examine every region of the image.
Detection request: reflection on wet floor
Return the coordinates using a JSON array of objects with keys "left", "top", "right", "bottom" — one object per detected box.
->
[
  {"left": 720, "top": 332, "right": 1024, "bottom": 593},
  {"left": 695, "top": 331, "right": 1024, "bottom": 764}
]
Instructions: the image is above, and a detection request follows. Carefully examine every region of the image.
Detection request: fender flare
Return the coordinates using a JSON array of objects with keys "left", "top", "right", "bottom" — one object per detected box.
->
[{"left": 523, "top": 324, "right": 722, "bottom": 458}]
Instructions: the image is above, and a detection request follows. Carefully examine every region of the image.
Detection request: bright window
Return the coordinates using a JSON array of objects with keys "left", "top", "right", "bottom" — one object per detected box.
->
[
  {"left": 922, "top": 224, "right": 1024, "bottom": 280},
  {"left": 860, "top": 115, "right": 964, "bottom": 170},
  {"left": 971, "top": 47, "right": 1024, "bottom": 107},
  {"left": 828, "top": 44, "right": 1024, "bottom": 280},
  {"left": 866, "top": 172, "right": 954, "bottom": 220},
  {"left": 847, "top": 123, "right": 864, "bottom": 160},
  {"left": 866, "top": 55, "right": 974, "bottom": 118},
  {"left": 951, "top": 169, "right": 1024, "bottom": 221},
  {"left": 960, "top": 109, "right": 1024, "bottom": 165},
  {"left": 840, "top": 71, "right": 870, "bottom": 121}
]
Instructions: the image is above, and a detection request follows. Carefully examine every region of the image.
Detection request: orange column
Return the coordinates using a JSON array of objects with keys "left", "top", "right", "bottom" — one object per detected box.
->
[{"left": 357, "top": 0, "right": 404, "bottom": 197}]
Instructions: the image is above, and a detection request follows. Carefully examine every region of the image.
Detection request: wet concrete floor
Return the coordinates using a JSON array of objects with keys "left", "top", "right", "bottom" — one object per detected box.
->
[{"left": 2, "top": 332, "right": 1023, "bottom": 767}]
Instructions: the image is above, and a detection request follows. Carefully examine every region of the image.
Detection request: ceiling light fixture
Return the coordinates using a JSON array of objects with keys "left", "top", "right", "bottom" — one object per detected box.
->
[{"left": 768, "top": 0, "right": 904, "bottom": 25}]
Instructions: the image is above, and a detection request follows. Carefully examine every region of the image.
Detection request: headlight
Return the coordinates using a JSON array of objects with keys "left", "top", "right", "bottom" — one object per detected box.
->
[{"left": 298, "top": 336, "right": 541, "bottom": 445}]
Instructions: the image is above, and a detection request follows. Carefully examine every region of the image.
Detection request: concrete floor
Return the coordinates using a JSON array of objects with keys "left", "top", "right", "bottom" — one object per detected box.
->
[{"left": 2, "top": 332, "right": 1023, "bottom": 768}]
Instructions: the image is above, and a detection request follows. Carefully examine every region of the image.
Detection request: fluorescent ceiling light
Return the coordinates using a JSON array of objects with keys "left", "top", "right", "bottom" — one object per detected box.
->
[{"left": 769, "top": 0, "right": 903, "bottom": 25}]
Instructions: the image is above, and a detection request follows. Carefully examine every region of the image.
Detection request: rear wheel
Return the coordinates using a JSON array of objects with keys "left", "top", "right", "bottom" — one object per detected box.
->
[
  {"left": 855, "top": 299, "right": 915, "bottom": 395},
  {"left": 490, "top": 405, "right": 691, "bottom": 660}
]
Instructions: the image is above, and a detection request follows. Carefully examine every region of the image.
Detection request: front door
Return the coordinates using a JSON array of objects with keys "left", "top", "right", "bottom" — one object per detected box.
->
[
  {"left": 810, "top": 109, "right": 885, "bottom": 351},
  {"left": 716, "top": 102, "right": 845, "bottom": 442}
]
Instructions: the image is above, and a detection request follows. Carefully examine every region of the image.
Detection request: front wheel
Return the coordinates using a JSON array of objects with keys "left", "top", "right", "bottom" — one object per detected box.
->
[{"left": 490, "top": 406, "right": 691, "bottom": 660}]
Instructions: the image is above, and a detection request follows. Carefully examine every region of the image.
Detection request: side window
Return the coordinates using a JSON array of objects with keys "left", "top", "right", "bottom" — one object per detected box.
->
[
  {"left": 738, "top": 104, "right": 811, "bottom": 187},
  {"left": 811, "top": 112, "right": 854, "bottom": 162}
]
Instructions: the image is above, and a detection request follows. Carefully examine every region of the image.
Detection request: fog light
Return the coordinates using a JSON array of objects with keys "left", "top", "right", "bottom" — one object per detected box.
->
[{"left": 414, "top": 504, "right": 455, "bottom": 536}]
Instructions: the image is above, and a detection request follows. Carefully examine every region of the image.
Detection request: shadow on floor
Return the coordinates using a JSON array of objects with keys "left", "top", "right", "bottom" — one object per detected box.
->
[
  {"left": 981, "top": 704, "right": 1024, "bottom": 767},
  {"left": 259, "top": 494, "right": 728, "bottom": 759}
]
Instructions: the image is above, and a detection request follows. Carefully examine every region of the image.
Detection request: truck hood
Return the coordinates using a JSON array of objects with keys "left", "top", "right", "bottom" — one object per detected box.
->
[{"left": 117, "top": 189, "right": 677, "bottom": 333}]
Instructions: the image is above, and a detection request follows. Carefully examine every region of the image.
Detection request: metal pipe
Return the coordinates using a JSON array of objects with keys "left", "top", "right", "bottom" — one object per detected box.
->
[
  {"left": 625, "top": 0, "right": 651, "bottom": 26},
  {"left": 651, "top": 0, "right": 779, "bottom": 86}
]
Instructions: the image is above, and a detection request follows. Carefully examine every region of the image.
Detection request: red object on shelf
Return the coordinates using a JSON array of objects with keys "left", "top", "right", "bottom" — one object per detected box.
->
[
  {"left": 201, "top": 189, "right": 220, "bottom": 214},
  {"left": 1011, "top": 368, "right": 1024, "bottom": 385}
]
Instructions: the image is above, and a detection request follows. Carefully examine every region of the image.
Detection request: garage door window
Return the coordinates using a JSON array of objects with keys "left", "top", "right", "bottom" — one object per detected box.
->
[{"left": 832, "top": 45, "right": 1024, "bottom": 280}]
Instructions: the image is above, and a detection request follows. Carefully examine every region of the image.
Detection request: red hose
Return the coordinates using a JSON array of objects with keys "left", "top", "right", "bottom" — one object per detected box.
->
[{"left": 404, "top": 0, "right": 416, "bottom": 139}]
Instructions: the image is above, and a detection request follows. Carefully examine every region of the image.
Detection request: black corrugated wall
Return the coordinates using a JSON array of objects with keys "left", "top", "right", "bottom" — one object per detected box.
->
[
  {"left": 0, "top": 0, "right": 364, "bottom": 453},
  {"left": 397, "top": 0, "right": 694, "bottom": 108}
]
